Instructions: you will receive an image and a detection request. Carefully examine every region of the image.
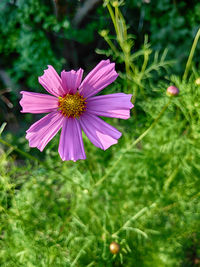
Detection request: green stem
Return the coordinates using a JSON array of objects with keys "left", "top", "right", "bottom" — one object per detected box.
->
[
  {"left": 112, "top": 203, "right": 156, "bottom": 237},
  {"left": 183, "top": 27, "right": 200, "bottom": 80},
  {"left": 71, "top": 240, "right": 91, "bottom": 267},
  {"left": 94, "top": 99, "right": 172, "bottom": 188},
  {"left": 107, "top": 3, "right": 118, "bottom": 36},
  {"left": 163, "top": 165, "right": 179, "bottom": 191},
  {"left": 126, "top": 99, "right": 171, "bottom": 151},
  {"left": 132, "top": 51, "right": 149, "bottom": 102},
  {"left": 141, "top": 50, "right": 149, "bottom": 76},
  {"left": 0, "top": 138, "right": 43, "bottom": 166},
  {"left": 104, "top": 36, "right": 119, "bottom": 55}
]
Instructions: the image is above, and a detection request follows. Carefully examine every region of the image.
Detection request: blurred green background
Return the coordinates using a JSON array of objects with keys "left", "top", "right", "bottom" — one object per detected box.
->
[{"left": 0, "top": 0, "right": 200, "bottom": 266}]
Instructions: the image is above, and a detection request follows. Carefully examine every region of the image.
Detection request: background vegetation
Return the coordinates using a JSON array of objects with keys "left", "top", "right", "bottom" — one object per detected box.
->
[{"left": 0, "top": 0, "right": 200, "bottom": 266}]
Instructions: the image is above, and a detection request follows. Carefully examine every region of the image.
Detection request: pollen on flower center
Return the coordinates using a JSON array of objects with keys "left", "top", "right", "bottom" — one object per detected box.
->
[{"left": 58, "top": 92, "right": 86, "bottom": 118}]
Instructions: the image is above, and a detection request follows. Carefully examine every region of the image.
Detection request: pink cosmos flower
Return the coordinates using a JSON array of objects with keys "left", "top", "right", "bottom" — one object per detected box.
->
[{"left": 20, "top": 60, "right": 133, "bottom": 161}]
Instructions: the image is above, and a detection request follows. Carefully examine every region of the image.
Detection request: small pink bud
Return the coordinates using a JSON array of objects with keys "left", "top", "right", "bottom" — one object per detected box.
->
[{"left": 166, "top": 86, "right": 179, "bottom": 97}]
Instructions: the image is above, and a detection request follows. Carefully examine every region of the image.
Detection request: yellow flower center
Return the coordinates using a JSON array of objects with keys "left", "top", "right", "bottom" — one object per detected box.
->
[{"left": 58, "top": 93, "right": 86, "bottom": 118}]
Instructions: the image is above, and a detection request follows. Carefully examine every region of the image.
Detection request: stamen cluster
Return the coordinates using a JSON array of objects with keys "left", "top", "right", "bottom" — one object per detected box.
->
[{"left": 58, "top": 92, "right": 86, "bottom": 118}]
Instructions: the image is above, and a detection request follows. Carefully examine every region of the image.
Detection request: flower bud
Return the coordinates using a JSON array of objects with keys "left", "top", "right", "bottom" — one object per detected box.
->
[
  {"left": 166, "top": 85, "right": 179, "bottom": 97},
  {"left": 99, "top": 29, "right": 109, "bottom": 38},
  {"left": 112, "top": 1, "right": 119, "bottom": 7},
  {"left": 109, "top": 241, "right": 120, "bottom": 254}
]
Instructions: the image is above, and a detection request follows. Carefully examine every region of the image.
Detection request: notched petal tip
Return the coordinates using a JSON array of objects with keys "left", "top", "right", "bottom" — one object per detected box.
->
[
  {"left": 80, "top": 113, "right": 122, "bottom": 151},
  {"left": 102, "top": 59, "right": 110, "bottom": 64},
  {"left": 60, "top": 154, "right": 87, "bottom": 162},
  {"left": 61, "top": 68, "right": 84, "bottom": 94},
  {"left": 26, "top": 133, "right": 44, "bottom": 152},
  {"left": 86, "top": 93, "right": 133, "bottom": 120},
  {"left": 127, "top": 94, "right": 134, "bottom": 108},
  {"left": 25, "top": 112, "right": 64, "bottom": 152},
  {"left": 79, "top": 59, "right": 119, "bottom": 98},
  {"left": 100, "top": 131, "right": 122, "bottom": 151},
  {"left": 38, "top": 65, "right": 65, "bottom": 97},
  {"left": 19, "top": 92, "right": 26, "bottom": 112},
  {"left": 47, "top": 64, "right": 54, "bottom": 68},
  {"left": 19, "top": 91, "right": 58, "bottom": 114},
  {"left": 38, "top": 65, "right": 53, "bottom": 79}
]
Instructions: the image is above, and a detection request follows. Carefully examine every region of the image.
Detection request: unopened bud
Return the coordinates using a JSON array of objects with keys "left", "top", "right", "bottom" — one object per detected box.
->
[
  {"left": 123, "top": 42, "right": 131, "bottom": 53},
  {"left": 166, "top": 85, "right": 179, "bottom": 97},
  {"left": 195, "top": 78, "right": 200, "bottom": 85},
  {"left": 112, "top": 1, "right": 119, "bottom": 7},
  {"left": 99, "top": 29, "right": 109, "bottom": 38},
  {"left": 109, "top": 241, "right": 120, "bottom": 254}
]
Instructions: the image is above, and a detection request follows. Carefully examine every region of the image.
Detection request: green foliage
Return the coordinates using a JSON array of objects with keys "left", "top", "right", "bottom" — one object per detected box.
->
[
  {"left": 98, "top": 1, "right": 173, "bottom": 103},
  {"left": 0, "top": 0, "right": 105, "bottom": 90},
  {"left": 1, "top": 74, "right": 200, "bottom": 265},
  {"left": 0, "top": 0, "right": 60, "bottom": 88},
  {"left": 123, "top": 0, "right": 200, "bottom": 74}
]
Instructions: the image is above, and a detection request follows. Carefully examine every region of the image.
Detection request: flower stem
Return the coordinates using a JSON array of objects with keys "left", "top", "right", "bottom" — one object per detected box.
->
[
  {"left": 94, "top": 98, "right": 172, "bottom": 188},
  {"left": 0, "top": 138, "right": 43, "bottom": 165},
  {"left": 107, "top": 3, "right": 118, "bottom": 38},
  {"left": 183, "top": 27, "right": 200, "bottom": 80},
  {"left": 163, "top": 165, "right": 179, "bottom": 191},
  {"left": 104, "top": 36, "right": 119, "bottom": 55}
]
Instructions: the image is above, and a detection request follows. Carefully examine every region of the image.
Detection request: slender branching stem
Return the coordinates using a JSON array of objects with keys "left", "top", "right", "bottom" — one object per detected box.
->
[
  {"left": 94, "top": 98, "right": 172, "bottom": 188},
  {"left": 0, "top": 138, "right": 47, "bottom": 167},
  {"left": 104, "top": 36, "right": 119, "bottom": 55},
  {"left": 112, "top": 203, "right": 156, "bottom": 237},
  {"left": 107, "top": 3, "right": 118, "bottom": 36},
  {"left": 183, "top": 27, "right": 200, "bottom": 80}
]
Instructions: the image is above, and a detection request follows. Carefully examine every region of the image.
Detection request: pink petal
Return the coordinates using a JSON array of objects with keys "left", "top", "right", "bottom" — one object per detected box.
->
[
  {"left": 20, "top": 91, "right": 58, "bottom": 114},
  {"left": 26, "top": 111, "right": 64, "bottom": 151},
  {"left": 38, "top": 65, "right": 65, "bottom": 97},
  {"left": 61, "top": 68, "right": 83, "bottom": 94},
  {"left": 79, "top": 113, "right": 122, "bottom": 150},
  {"left": 87, "top": 93, "right": 133, "bottom": 119},
  {"left": 78, "top": 60, "right": 118, "bottom": 98},
  {"left": 58, "top": 118, "right": 86, "bottom": 162}
]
